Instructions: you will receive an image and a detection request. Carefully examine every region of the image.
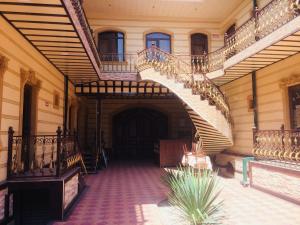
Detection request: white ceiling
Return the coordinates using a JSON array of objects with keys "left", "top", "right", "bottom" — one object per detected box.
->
[{"left": 83, "top": 0, "right": 247, "bottom": 22}]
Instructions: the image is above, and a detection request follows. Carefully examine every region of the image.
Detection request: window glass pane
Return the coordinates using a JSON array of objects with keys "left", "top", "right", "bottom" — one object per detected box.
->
[
  {"left": 118, "top": 39, "right": 124, "bottom": 61},
  {"left": 118, "top": 32, "right": 124, "bottom": 38},
  {"left": 146, "top": 40, "right": 157, "bottom": 48},
  {"left": 159, "top": 40, "right": 171, "bottom": 53},
  {"left": 98, "top": 31, "right": 124, "bottom": 61},
  {"left": 146, "top": 32, "right": 171, "bottom": 53}
]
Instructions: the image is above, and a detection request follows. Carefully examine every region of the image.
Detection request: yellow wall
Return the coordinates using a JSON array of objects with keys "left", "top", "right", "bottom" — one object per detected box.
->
[
  {"left": 0, "top": 16, "right": 75, "bottom": 181},
  {"left": 221, "top": 53, "right": 300, "bottom": 156},
  {"left": 90, "top": 19, "right": 225, "bottom": 55},
  {"left": 221, "top": 0, "right": 272, "bottom": 32},
  {"left": 90, "top": 0, "right": 273, "bottom": 57}
]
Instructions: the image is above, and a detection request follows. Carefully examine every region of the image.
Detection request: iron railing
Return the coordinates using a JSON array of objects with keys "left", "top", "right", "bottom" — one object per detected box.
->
[
  {"left": 7, "top": 127, "right": 82, "bottom": 179},
  {"left": 224, "top": 0, "right": 299, "bottom": 64},
  {"left": 136, "top": 46, "right": 231, "bottom": 122},
  {"left": 100, "top": 53, "right": 138, "bottom": 73},
  {"left": 99, "top": 0, "right": 300, "bottom": 76},
  {"left": 253, "top": 126, "right": 300, "bottom": 163},
  {"left": 68, "top": 0, "right": 102, "bottom": 69}
]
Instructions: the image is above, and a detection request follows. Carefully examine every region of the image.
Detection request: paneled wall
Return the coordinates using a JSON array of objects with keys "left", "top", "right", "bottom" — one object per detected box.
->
[
  {"left": 0, "top": 16, "right": 76, "bottom": 181},
  {"left": 84, "top": 98, "right": 193, "bottom": 152}
]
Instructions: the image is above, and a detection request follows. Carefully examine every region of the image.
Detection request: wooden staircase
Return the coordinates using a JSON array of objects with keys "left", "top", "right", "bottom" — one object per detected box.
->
[{"left": 136, "top": 47, "right": 233, "bottom": 155}]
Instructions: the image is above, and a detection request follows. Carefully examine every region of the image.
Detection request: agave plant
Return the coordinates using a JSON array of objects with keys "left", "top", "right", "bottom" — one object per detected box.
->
[{"left": 164, "top": 167, "right": 223, "bottom": 225}]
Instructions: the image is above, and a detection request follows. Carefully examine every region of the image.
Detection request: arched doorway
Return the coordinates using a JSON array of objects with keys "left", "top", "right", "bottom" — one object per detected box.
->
[{"left": 113, "top": 108, "right": 168, "bottom": 159}]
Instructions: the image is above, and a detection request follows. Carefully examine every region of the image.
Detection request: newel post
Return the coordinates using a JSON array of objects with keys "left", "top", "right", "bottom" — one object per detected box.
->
[
  {"left": 7, "top": 127, "right": 14, "bottom": 179},
  {"left": 56, "top": 126, "right": 62, "bottom": 177}
]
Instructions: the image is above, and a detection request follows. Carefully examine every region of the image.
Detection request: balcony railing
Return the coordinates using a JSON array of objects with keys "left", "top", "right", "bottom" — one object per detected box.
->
[
  {"left": 98, "top": 0, "right": 300, "bottom": 78},
  {"left": 225, "top": 0, "right": 298, "bottom": 58},
  {"left": 68, "top": 0, "right": 102, "bottom": 69},
  {"left": 136, "top": 46, "right": 231, "bottom": 122},
  {"left": 100, "top": 53, "right": 137, "bottom": 73},
  {"left": 176, "top": 49, "right": 225, "bottom": 74},
  {"left": 7, "top": 127, "right": 83, "bottom": 179},
  {"left": 253, "top": 126, "right": 300, "bottom": 164}
]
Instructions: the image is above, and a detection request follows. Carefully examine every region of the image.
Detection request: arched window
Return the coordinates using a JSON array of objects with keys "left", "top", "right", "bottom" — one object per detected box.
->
[
  {"left": 146, "top": 32, "right": 171, "bottom": 53},
  {"left": 98, "top": 31, "right": 124, "bottom": 61},
  {"left": 191, "top": 33, "right": 208, "bottom": 55}
]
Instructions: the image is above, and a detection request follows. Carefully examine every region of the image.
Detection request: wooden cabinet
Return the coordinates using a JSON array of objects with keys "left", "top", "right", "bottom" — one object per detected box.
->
[{"left": 159, "top": 139, "right": 191, "bottom": 167}]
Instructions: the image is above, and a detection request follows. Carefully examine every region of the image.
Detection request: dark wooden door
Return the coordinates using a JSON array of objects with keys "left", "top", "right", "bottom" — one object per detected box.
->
[
  {"left": 191, "top": 33, "right": 208, "bottom": 55},
  {"left": 289, "top": 84, "right": 300, "bottom": 129},
  {"left": 113, "top": 108, "right": 168, "bottom": 159},
  {"left": 22, "top": 84, "right": 33, "bottom": 171}
]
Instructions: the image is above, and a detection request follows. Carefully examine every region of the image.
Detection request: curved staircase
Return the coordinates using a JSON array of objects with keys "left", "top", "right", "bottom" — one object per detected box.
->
[{"left": 136, "top": 47, "right": 233, "bottom": 154}]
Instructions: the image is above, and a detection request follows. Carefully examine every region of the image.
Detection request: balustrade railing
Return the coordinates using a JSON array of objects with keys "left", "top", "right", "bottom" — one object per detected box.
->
[
  {"left": 149, "top": 0, "right": 299, "bottom": 75},
  {"left": 136, "top": 46, "right": 231, "bottom": 122},
  {"left": 100, "top": 53, "right": 138, "bottom": 73},
  {"left": 100, "top": 0, "right": 300, "bottom": 76},
  {"left": 253, "top": 126, "right": 300, "bottom": 163},
  {"left": 225, "top": 18, "right": 256, "bottom": 58},
  {"left": 69, "top": 0, "right": 102, "bottom": 68},
  {"left": 7, "top": 127, "right": 82, "bottom": 179},
  {"left": 224, "top": 0, "right": 299, "bottom": 61}
]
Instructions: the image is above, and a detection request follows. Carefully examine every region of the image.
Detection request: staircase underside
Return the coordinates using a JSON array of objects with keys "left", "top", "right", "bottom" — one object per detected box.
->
[
  {"left": 212, "top": 16, "right": 300, "bottom": 86},
  {"left": 184, "top": 105, "right": 233, "bottom": 153},
  {"left": 139, "top": 68, "right": 233, "bottom": 155}
]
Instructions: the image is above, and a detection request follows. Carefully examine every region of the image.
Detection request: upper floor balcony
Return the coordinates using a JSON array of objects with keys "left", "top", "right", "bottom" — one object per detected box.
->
[
  {"left": 7, "top": 127, "right": 83, "bottom": 180},
  {"left": 98, "top": 0, "right": 300, "bottom": 86}
]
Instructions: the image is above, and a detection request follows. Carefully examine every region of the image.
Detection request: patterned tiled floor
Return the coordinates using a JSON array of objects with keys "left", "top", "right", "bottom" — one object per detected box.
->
[{"left": 52, "top": 161, "right": 300, "bottom": 225}]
